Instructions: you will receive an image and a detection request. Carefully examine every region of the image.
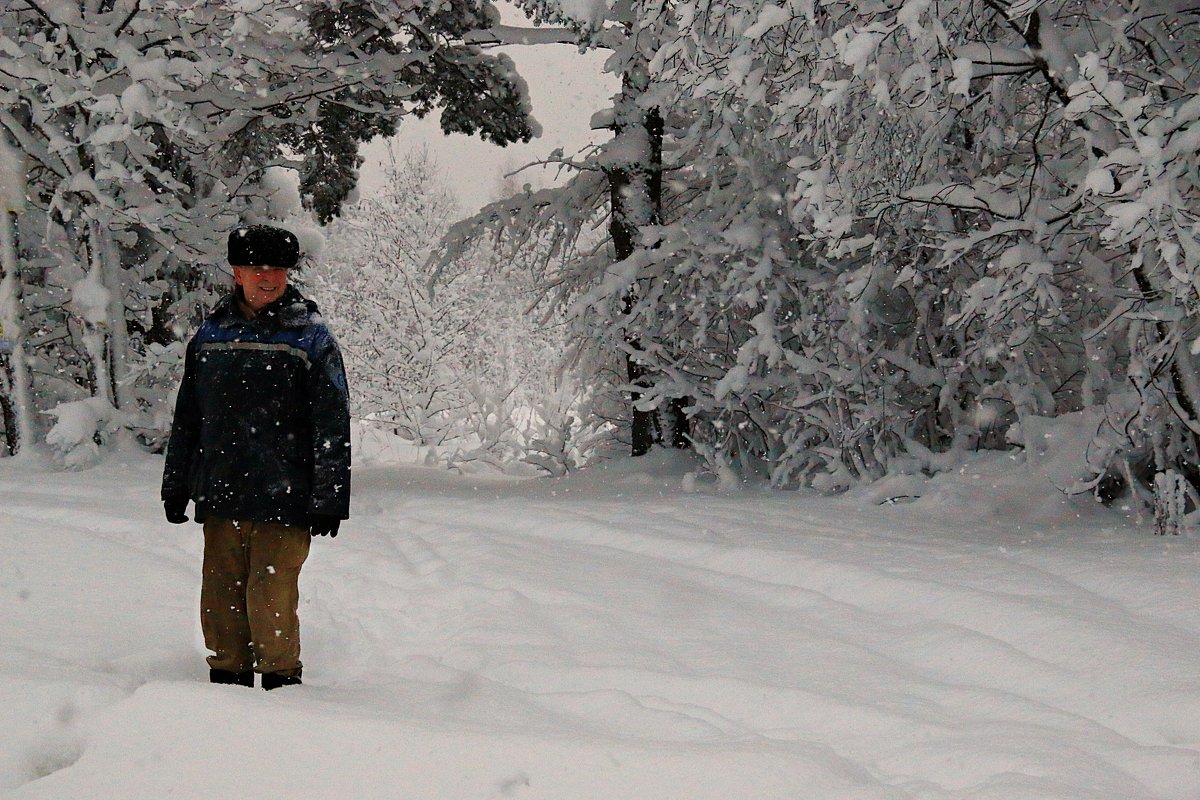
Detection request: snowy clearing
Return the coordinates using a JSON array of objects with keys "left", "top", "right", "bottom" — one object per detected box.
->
[{"left": 2, "top": 442, "right": 1199, "bottom": 799}]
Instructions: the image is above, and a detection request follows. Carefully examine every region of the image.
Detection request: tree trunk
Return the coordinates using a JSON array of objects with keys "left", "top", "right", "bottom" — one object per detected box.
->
[
  {"left": 79, "top": 219, "right": 115, "bottom": 410},
  {"left": 97, "top": 220, "right": 131, "bottom": 411},
  {"left": 609, "top": 65, "right": 665, "bottom": 457},
  {"left": 1129, "top": 256, "right": 1200, "bottom": 493},
  {"left": 0, "top": 208, "right": 31, "bottom": 456}
]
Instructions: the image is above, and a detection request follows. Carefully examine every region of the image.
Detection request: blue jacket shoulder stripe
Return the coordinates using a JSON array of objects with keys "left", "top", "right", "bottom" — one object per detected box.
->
[{"left": 198, "top": 340, "right": 312, "bottom": 367}]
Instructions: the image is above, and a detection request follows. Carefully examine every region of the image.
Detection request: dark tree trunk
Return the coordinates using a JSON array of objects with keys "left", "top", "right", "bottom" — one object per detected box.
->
[
  {"left": 667, "top": 396, "right": 691, "bottom": 449},
  {"left": 0, "top": 356, "right": 16, "bottom": 456},
  {"left": 609, "top": 95, "right": 665, "bottom": 457}
]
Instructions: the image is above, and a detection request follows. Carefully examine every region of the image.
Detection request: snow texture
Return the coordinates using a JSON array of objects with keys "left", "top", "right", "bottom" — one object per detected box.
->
[
  {"left": 1, "top": 423, "right": 1198, "bottom": 799},
  {"left": 68, "top": 273, "right": 111, "bottom": 327},
  {"left": 42, "top": 398, "right": 120, "bottom": 469},
  {"left": 555, "top": 0, "right": 610, "bottom": 29},
  {"left": 0, "top": 138, "right": 25, "bottom": 211}
]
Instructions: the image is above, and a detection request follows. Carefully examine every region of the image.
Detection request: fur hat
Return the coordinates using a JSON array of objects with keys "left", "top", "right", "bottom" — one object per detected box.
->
[{"left": 228, "top": 225, "right": 300, "bottom": 269}]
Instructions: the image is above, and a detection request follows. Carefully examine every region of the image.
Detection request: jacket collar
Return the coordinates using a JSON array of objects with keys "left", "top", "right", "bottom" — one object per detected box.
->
[{"left": 212, "top": 285, "right": 318, "bottom": 330}]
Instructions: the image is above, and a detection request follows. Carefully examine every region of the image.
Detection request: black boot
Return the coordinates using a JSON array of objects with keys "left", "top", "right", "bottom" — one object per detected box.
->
[
  {"left": 210, "top": 668, "right": 254, "bottom": 687},
  {"left": 262, "top": 670, "right": 302, "bottom": 691}
]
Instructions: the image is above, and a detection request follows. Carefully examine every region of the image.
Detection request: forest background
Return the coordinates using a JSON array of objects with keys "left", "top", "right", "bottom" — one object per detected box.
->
[{"left": 0, "top": 0, "right": 1198, "bottom": 531}]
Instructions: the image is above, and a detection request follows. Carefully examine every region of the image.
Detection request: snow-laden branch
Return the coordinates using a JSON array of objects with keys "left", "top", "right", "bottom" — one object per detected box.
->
[{"left": 463, "top": 24, "right": 601, "bottom": 48}]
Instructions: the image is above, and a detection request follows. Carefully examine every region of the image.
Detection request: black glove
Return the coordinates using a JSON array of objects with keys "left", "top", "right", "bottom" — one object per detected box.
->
[
  {"left": 309, "top": 513, "right": 340, "bottom": 537},
  {"left": 164, "top": 496, "right": 190, "bottom": 524}
]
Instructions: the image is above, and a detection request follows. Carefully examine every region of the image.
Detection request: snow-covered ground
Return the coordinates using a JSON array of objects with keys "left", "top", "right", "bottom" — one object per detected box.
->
[{"left": 3, "top": 429, "right": 1200, "bottom": 799}]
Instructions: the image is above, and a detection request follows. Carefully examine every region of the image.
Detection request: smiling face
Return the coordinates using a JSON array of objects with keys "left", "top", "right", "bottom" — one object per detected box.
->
[{"left": 232, "top": 265, "right": 289, "bottom": 312}]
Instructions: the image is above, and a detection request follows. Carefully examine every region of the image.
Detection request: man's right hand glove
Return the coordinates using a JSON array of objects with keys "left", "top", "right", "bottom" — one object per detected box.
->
[
  {"left": 164, "top": 497, "right": 189, "bottom": 525},
  {"left": 309, "top": 514, "right": 341, "bottom": 537}
]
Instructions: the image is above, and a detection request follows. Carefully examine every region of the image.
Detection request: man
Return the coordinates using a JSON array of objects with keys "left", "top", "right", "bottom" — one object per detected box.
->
[{"left": 161, "top": 224, "right": 350, "bottom": 690}]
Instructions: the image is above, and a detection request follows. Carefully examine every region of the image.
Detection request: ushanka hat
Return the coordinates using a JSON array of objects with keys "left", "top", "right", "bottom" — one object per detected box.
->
[{"left": 228, "top": 225, "right": 300, "bottom": 269}]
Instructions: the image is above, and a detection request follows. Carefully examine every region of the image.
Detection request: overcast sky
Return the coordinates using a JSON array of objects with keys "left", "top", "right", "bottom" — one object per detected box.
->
[{"left": 357, "top": 5, "right": 616, "bottom": 215}]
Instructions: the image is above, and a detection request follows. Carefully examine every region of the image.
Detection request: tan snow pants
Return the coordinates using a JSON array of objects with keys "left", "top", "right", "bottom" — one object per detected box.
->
[{"left": 201, "top": 517, "right": 310, "bottom": 676}]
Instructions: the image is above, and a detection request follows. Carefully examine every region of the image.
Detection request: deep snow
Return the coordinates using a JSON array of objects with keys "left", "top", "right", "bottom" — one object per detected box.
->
[{"left": 2, "top": 430, "right": 1199, "bottom": 799}]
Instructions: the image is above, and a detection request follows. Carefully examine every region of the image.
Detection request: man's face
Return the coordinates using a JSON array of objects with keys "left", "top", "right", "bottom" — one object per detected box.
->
[{"left": 232, "top": 265, "right": 289, "bottom": 311}]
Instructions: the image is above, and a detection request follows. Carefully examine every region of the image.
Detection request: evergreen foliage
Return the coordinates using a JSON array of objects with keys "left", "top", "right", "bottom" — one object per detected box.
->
[{"left": 290, "top": 0, "right": 535, "bottom": 224}]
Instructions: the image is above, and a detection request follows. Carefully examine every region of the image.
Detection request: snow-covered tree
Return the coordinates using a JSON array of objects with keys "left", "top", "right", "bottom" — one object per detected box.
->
[
  {"left": 450, "top": 0, "right": 1200, "bottom": 517},
  {"left": 313, "top": 147, "right": 579, "bottom": 472},
  {"left": 293, "top": 0, "right": 537, "bottom": 223},
  {"left": 444, "top": 0, "right": 692, "bottom": 456},
  {"left": 0, "top": 136, "right": 30, "bottom": 455},
  {"left": 0, "top": 0, "right": 533, "bottom": 460},
  {"left": 311, "top": 148, "right": 463, "bottom": 443},
  {"left": 648, "top": 0, "right": 1200, "bottom": 501},
  {"left": 625, "top": 0, "right": 1200, "bottom": 507}
]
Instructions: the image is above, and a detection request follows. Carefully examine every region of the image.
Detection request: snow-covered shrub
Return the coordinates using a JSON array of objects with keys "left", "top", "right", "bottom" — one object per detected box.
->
[
  {"left": 438, "top": 382, "right": 524, "bottom": 472},
  {"left": 120, "top": 340, "right": 188, "bottom": 451},
  {"left": 44, "top": 397, "right": 125, "bottom": 469},
  {"left": 520, "top": 376, "right": 613, "bottom": 476}
]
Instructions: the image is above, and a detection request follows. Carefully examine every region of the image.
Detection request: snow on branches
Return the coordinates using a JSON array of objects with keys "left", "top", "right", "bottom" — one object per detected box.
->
[
  {"left": 0, "top": 0, "right": 535, "bottom": 455},
  {"left": 481, "top": 0, "right": 1199, "bottom": 509}
]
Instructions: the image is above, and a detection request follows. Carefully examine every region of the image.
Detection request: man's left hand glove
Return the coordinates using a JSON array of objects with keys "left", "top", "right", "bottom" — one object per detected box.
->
[
  {"left": 164, "top": 496, "right": 190, "bottom": 525},
  {"left": 309, "top": 514, "right": 341, "bottom": 537}
]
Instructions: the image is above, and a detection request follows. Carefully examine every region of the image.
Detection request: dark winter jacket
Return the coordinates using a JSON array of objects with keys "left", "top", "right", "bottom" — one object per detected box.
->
[{"left": 161, "top": 285, "right": 351, "bottom": 527}]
